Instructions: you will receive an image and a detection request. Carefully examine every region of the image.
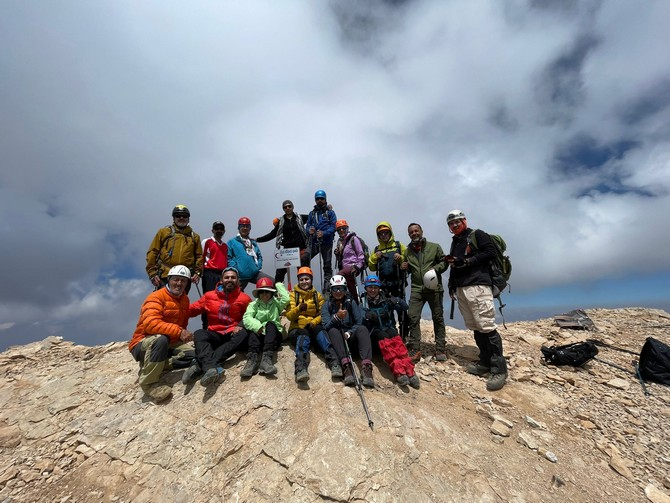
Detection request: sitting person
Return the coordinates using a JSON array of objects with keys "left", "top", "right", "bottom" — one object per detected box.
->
[
  {"left": 241, "top": 278, "right": 290, "bottom": 378},
  {"left": 284, "top": 266, "right": 342, "bottom": 383},
  {"left": 184, "top": 266, "right": 253, "bottom": 386},
  {"left": 360, "top": 274, "right": 419, "bottom": 389},
  {"left": 321, "top": 275, "right": 374, "bottom": 387},
  {"left": 128, "top": 265, "right": 195, "bottom": 402}
]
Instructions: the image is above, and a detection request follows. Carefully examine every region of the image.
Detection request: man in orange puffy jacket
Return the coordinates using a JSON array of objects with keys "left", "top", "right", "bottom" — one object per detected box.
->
[
  {"left": 183, "top": 266, "right": 253, "bottom": 386},
  {"left": 129, "top": 265, "right": 195, "bottom": 402}
]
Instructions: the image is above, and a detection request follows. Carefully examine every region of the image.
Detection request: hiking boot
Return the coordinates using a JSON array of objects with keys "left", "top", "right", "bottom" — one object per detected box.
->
[
  {"left": 408, "top": 375, "right": 421, "bottom": 389},
  {"left": 435, "top": 352, "right": 447, "bottom": 362},
  {"left": 182, "top": 363, "right": 202, "bottom": 385},
  {"left": 258, "top": 352, "right": 277, "bottom": 375},
  {"left": 330, "top": 363, "right": 343, "bottom": 379},
  {"left": 241, "top": 353, "right": 260, "bottom": 378},
  {"left": 200, "top": 366, "right": 224, "bottom": 386},
  {"left": 343, "top": 364, "right": 355, "bottom": 387},
  {"left": 409, "top": 349, "right": 422, "bottom": 363},
  {"left": 295, "top": 368, "right": 309, "bottom": 383},
  {"left": 486, "top": 372, "right": 507, "bottom": 391},
  {"left": 466, "top": 362, "right": 491, "bottom": 376},
  {"left": 397, "top": 374, "right": 410, "bottom": 386},
  {"left": 361, "top": 363, "right": 374, "bottom": 388},
  {"left": 141, "top": 383, "right": 172, "bottom": 402}
]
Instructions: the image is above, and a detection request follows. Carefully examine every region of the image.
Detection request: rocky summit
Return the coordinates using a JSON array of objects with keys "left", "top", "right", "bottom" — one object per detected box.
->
[{"left": 1, "top": 308, "right": 670, "bottom": 503}]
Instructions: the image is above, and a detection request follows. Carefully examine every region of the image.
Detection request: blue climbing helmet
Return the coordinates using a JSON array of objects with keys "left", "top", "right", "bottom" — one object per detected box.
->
[
  {"left": 314, "top": 189, "right": 327, "bottom": 200},
  {"left": 364, "top": 274, "right": 381, "bottom": 288}
]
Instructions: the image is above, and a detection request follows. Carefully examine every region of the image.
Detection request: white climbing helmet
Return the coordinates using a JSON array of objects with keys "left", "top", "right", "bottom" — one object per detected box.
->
[
  {"left": 167, "top": 265, "right": 191, "bottom": 279},
  {"left": 422, "top": 269, "right": 439, "bottom": 290},
  {"left": 329, "top": 275, "right": 347, "bottom": 288},
  {"left": 446, "top": 209, "right": 466, "bottom": 224}
]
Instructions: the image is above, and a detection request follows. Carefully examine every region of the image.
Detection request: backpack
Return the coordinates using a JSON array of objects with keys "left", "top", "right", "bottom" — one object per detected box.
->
[
  {"left": 541, "top": 341, "right": 599, "bottom": 367},
  {"left": 349, "top": 233, "right": 370, "bottom": 270},
  {"left": 469, "top": 229, "right": 511, "bottom": 297},
  {"left": 374, "top": 241, "right": 402, "bottom": 279},
  {"left": 638, "top": 337, "right": 670, "bottom": 386}
]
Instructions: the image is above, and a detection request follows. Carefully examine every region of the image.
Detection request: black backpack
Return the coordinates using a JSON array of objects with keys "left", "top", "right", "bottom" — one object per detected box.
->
[
  {"left": 541, "top": 341, "right": 599, "bottom": 367},
  {"left": 638, "top": 337, "right": 670, "bottom": 385}
]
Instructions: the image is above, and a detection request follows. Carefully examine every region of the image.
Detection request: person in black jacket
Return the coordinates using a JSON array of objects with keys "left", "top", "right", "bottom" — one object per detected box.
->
[
  {"left": 255, "top": 200, "right": 311, "bottom": 284},
  {"left": 446, "top": 210, "right": 507, "bottom": 391}
]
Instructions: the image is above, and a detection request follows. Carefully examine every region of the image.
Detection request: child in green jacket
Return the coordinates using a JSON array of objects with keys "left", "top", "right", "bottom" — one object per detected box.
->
[{"left": 241, "top": 278, "right": 289, "bottom": 377}]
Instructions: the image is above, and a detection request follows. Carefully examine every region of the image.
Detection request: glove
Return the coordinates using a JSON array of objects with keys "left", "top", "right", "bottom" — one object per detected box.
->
[
  {"left": 299, "top": 303, "right": 308, "bottom": 312},
  {"left": 364, "top": 311, "right": 374, "bottom": 320},
  {"left": 344, "top": 331, "right": 352, "bottom": 340},
  {"left": 453, "top": 258, "right": 466, "bottom": 268}
]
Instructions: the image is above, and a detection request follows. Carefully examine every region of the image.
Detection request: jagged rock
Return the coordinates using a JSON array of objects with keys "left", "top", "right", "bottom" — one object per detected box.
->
[
  {"left": 609, "top": 452, "right": 635, "bottom": 481},
  {"left": 0, "top": 309, "right": 668, "bottom": 502},
  {"left": 606, "top": 378, "right": 631, "bottom": 391},
  {"left": 645, "top": 484, "right": 670, "bottom": 503},
  {"left": 490, "top": 420, "right": 512, "bottom": 437}
]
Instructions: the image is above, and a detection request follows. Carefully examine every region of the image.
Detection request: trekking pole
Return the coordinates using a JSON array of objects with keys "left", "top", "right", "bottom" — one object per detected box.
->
[
  {"left": 449, "top": 297, "right": 455, "bottom": 320},
  {"left": 317, "top": 237, "right": 324, "bottom": 290},
  {"left": 633, "top": 361, "right": 651, "bottom": 397},
  {"left": 195, "top": 281, "right": 202, "bottom": 297},
  {"left": 343, "top": 336, "right": 374, "bottom": 430}
]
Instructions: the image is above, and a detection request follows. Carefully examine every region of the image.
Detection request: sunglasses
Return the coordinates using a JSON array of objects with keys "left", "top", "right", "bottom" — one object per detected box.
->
[
  {"left": 377, "top": 230, "right": 391, "bottom": 236},
  {"left": 330, "top": 286, "right": 347, "bottom": 293},
  {"left": 315, "top": 197, "right": 326, "bottom": 201},
  {"left": 283, "top": 205, "right": 293, "bottom": 209},
  {"left": 174, "top": 214, "right": 189, "bottom": 219},
  {"left": 213, "top": 227, "right": 225, "bottom": 231}
]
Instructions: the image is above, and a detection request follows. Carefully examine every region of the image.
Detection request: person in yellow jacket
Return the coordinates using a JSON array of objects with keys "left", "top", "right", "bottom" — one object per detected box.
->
[
  {"left": 368, "top": 221, "right": 408, "bottom": 298},
  {"left": 146, "top": 204, "right": 203, "bottom": 293},
  {"left": 284, "top": 267, "right": 342, "bottom": 383}
]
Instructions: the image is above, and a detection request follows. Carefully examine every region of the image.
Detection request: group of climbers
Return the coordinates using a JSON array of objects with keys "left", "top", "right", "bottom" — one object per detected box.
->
[{"left": 133, "top": 194, "right": 507, "bottom": 402}]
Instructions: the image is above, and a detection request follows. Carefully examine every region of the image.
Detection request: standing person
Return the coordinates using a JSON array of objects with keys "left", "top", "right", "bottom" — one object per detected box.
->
[
  {"left": 128, "top": 265, "right": 195, "bottom": 402},
  {"left": 146, "top": 204, "right": 203, "bottom": 293},
  {"left": 255, "top": 200, "right": 310, "bottom": 283},
  {"left": 240, "top": 278, "right": 290, "bottom": 378},
  {"left": 284, "top": 266, "right": 342, "bottom": 383},
  {"left": 333, "top": 219, "right": 366, "bottom": 302},
  {"left": 227, "top": 217, "right": 271, "bottom": 292},
  {"left": 305, "top": 190, "right": 337, "bottom": 292},
  {"left": 200, "top": 221, "right": 228, "bottom": 328},
  {"left": 445, "top": 209, "right": 507, "bottom": 391},
  {"left": 400, "top": 223, "right": 448, "bottom": 363},
  {"left": 368, "top": 222, "right": 407, "bottom": 298},
  {"left": 368, "top": 221, "right": 408, "bottom": 337},
  {"left": 321, "top": 275, "right": 375, "bottom": 388},
  {"left": 360, "top": 274, "right": 419, "bottom": 389},
  {"left": 183, "top": 267, "right": 252, "bottom": 386}
]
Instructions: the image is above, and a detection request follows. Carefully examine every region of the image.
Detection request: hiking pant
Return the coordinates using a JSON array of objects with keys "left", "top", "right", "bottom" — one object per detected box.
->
[
  {"left": 290, "top": 325, "right": 338, "bottom": 373},
  {"left": 474, "top": 329, "right": 507, "bottom": 375},
  {"left": 456, "top": 285, "right": 497, "bottom": 332},
  {"left": 371, "top": 327, "right": 415, "bottom": 378},
  {"left": 130, "top": 334, "right": 194, "bottom": 387},
  {"left": 407, "top": 289, "right": 446, "bottom": 353},
  {"left": 193, "top": 328, "right": 250, "bottom": 372},
  {"left": 248, "top": 323, "right": 281, "bottom": 354},
  {"left": 310, "top": 241, "right": 333, "bottom": 290},
  {"left": 274, "top": 249, "right": 311, "bottom": 284},
  {"left": 337, "top": 266, "right": 361, "bottom": 303},
  {"left": 328, "top": 326, "right": 372, "bottom": 365}
]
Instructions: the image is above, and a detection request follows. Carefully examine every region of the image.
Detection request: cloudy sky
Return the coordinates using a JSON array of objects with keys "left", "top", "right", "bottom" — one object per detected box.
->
[{"left": 1, "top": 0, "right": 669, "bottom": 350}]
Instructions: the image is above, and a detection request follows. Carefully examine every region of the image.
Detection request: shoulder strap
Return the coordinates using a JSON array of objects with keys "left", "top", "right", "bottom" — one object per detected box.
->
[{"left": 468, "top": 229, "right": 479, "bottom": 249}]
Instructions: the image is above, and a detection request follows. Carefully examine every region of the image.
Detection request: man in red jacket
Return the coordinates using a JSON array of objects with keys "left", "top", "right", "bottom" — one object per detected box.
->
[
  {"left": 184, "top": 266, "right": 253, "bottom": 386},
  {"left": 129, "top": 265, "right": 195, "bottom": 402}
]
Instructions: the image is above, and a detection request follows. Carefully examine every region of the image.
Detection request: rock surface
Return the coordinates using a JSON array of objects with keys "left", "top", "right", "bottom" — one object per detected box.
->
[{"left": 0, "top": 307, "right": 669, "bottom": 502}]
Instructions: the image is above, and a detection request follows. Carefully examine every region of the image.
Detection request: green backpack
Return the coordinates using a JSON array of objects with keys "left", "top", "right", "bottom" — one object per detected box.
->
[{"left": 469, "top": 229, "right": 511, "bottom": 298}]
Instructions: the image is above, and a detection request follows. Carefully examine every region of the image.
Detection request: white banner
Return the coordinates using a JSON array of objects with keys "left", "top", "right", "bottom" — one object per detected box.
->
[{"left": 275, "top": 247, "right": 300, "bottom": 268}]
